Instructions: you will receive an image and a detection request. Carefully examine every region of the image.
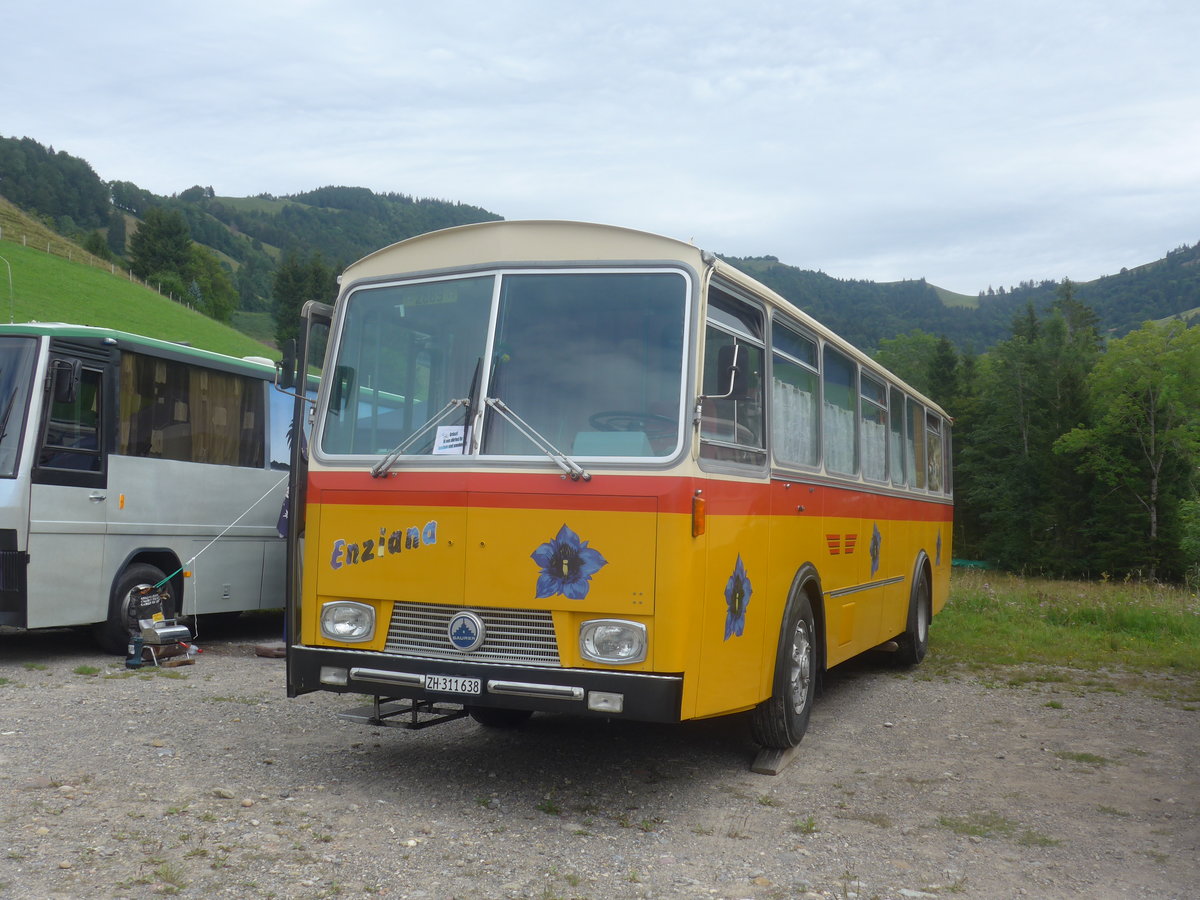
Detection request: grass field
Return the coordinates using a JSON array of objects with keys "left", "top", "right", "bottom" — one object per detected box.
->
[
  {"left": 931, "top": 568, "right": 1200, "bottom": 702},
  {"left": 0, "top": 239, "right": 276, "bottom": 359}
]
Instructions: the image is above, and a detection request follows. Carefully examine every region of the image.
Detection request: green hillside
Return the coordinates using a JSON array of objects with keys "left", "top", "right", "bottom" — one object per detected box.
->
[
  {"left": 932, "top": 285, "right": 978, "bottom": 308},
  {"left": 4, "top": 134, "right": 1200, "bottom": 355},
  {"left": 0, "top": 231, "right": 277, "bottom": 359}
]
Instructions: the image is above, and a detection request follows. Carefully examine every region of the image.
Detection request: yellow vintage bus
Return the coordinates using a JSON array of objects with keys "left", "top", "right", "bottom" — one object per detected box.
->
[{"left": 282, "top": 220, "right": 952, "bottom": 766}]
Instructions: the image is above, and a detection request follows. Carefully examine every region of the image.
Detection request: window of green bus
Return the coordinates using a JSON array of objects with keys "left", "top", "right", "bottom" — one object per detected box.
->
[
  {"left": 39, "top": 366, "right": 103, "bottom": 472},
  {"left": 118, "top": 353, "right": 265, "bottom": 467},
  {"left": 0, "top": 337, "right": 37, "bottom": 477}
]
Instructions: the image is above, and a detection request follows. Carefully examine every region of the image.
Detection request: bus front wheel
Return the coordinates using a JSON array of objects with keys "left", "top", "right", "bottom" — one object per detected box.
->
[
  {"left": 94, "top": 563, "right": 178, "bottom": 654},
  {"left": 751, "top": 591, "right": 817, "bottom": 749}
]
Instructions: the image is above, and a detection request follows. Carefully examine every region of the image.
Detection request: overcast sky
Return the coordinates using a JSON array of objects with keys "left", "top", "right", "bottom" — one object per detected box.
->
[{"left": 5, "top": 0, "right": 1197, "bottom": 294}]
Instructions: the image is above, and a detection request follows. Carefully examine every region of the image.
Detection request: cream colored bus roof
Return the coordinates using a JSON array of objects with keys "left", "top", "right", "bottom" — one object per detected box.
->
[{"left": 338, "top": 220, "right": 948, "bottom": 419}]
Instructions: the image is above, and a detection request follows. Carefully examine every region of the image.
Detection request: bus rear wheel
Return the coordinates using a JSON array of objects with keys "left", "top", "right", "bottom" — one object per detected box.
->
[
  {"left": 752, "top": 591, "right": 817, "bottom": 749},
  {"left": 94, "top": 563, "right": 177, "bottom": 654},
  {"left": 895, "top": 566, "right": 931, "bottom": 667}
]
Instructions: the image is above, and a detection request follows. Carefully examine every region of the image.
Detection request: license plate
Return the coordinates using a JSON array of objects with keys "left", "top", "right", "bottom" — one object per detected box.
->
[{"left": 425, "top": 674, "right": 481, "bottom": 695}]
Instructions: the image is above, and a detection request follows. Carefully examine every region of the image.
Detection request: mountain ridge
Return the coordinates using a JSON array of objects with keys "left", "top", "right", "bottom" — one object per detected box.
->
[{"left": 2, "top": 134, "right": 1197, "bottom": 352}]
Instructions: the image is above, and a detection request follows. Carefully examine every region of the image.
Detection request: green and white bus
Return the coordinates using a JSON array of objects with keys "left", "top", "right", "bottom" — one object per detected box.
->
[{"left": 0, "top": 323, "right": 293, "bottom": 651}]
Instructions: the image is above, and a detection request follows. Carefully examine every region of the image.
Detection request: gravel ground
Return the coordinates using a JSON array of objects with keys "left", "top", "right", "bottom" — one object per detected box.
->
[{"left": 1, "top": 618, "right": 1196, "bottom": 900}]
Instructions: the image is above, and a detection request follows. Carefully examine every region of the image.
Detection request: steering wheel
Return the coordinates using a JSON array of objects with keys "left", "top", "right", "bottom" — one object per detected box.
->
[{"left": 588, "top": 410, "right": 677, "bottom": 439}]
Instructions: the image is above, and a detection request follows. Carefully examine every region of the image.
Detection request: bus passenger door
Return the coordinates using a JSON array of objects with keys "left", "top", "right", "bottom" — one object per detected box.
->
[{"left": 27, "top": 358, "right": 111, "bottom": 628}]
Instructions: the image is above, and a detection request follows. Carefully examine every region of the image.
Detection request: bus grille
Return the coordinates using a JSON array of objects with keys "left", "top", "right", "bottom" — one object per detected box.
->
[{"left": 384, "top": 601, "right": 561, "bottom": 667}]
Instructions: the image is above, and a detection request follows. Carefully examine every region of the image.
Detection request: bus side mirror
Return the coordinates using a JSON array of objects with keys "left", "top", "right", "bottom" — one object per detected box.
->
[
  {"left": 277, "top": 339, "right": 298, "bottom": 390},
  {"left": 51, "top": 358, "right": 82, "bottom": 404},
  {"left": 329, "top": 365, "right": 354, "bottom": 413}
]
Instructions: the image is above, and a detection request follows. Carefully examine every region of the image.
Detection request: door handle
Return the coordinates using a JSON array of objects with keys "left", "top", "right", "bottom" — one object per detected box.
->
[{"left": 88, "top": 492, "right": 106, "bottom": 502}]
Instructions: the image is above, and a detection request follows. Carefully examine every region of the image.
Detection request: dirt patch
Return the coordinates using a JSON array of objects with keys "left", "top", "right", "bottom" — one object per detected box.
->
[{"left": 1, "top": 621, "right": 1196, "bottom": 899}]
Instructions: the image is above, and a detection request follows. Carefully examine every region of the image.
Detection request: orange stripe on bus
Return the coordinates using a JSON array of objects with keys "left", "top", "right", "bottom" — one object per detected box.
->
[{"left": 306, "top": 470, "right": 952, "bottom": 521}]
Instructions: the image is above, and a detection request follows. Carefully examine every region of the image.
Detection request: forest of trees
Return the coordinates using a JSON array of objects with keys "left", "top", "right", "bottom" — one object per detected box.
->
[
  {"left": 2, "top": 134, "right": 1198, "bottom": 584},
  {"left": 877, "top": 285, "right": 1200, "bottom": 584}
]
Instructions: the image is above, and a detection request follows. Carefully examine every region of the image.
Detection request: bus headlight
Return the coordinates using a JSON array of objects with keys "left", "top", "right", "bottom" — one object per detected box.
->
[
  {"left": 320, "top": 601, "right": 375, "bottom": 642},
  {"left": 579, "top": 619, "right": 646, "bottom": 664}
]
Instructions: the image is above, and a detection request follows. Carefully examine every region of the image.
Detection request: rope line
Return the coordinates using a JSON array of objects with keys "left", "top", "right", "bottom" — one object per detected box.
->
[{"left": 154, "top": 472, "right": 290, "bottom": 588}]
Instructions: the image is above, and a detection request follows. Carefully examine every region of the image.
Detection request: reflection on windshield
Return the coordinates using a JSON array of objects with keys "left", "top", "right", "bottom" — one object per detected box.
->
[
  {"left": 320, "top": 276, "right": 491, "bottom": 456},
  {"left": 482, "top": 273, "right": 686, "bottom": 458},
  {"left": 0, "top": 337, "right": 37, "bottom": 477},
  {"left": 321, "top": 270, "right": 688, "bottom": 462}
]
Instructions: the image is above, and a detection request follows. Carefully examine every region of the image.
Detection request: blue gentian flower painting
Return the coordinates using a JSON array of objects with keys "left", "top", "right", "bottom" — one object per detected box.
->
[
  {"left": 724, "top": 555, "right": 752, "bottom": 640},
  {"left": 870, "top": 522, "right": 882, "bottom": 576},
  {"left": 531, "top": 524, "right": 607, "bottom": 599}
]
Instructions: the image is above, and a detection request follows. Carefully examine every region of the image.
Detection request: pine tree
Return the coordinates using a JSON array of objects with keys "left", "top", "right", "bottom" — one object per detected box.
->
[
  {"left": 128, "top": 206, "right": 192, "bottom": 280},
  {"left": 956, "top": 300, "right": 1100, "bottom": 574},
  {"left": 272, "top": 251, "right": 337, "bottom": 347}
]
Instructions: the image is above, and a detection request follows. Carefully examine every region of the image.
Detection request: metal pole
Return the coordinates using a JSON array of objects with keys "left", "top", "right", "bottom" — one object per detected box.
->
[{"left": 0, "top": 255, "right": 12, "bottom": 323}]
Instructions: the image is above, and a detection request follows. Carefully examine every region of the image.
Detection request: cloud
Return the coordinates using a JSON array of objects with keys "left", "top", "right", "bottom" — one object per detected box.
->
[{"left": 5, "top": 0, "right": 1198, "bottom": 294}]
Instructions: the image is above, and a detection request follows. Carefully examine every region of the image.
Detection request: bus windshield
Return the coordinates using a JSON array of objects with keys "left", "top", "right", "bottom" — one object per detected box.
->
[
  {"left": 0, "top": 336, "right": 37, "bottom": 478},
  {"left": 320, "top": 270, "right": 689, "bottom": 460}
]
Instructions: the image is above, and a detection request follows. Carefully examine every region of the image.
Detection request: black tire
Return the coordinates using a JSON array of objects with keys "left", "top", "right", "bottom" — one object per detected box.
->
[
  {"left": 466, "top": 706, "right": 534, "bottom": 728},
  {"left": 895, "top": 565, "right": 931, "bottom": 667},
  {"left": 751, "top": 590, "right": 818, "bottom": 749},
  {"left": 94, "top": 563, "right": 177, "bottom": 654}
]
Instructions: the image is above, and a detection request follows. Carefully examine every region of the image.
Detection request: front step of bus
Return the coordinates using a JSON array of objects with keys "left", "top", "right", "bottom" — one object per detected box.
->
[{"left": 338, "top": 697, "right": 468, "bottom": 730}]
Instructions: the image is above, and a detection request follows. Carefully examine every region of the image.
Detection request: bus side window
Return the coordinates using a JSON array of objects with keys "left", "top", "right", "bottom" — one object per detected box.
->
[
  {"left": 771, "top": 323, "right": 819, "bottom": 468},
  {"left": 860, "top": 372, "right": 887, "bottom": 482},
  {"left": 700, "top": 289, "right": 766, "bottom": 465},
  {"left": 39, "top": 366, "right": 103, "bottom": 472},
  {"left": 908, "top": 397, "right": 926, "bottom": 490},
  {"left": 119, "top": 352, "right": 265, "bottom": 467},
  {"left": 925, "top": 411, "right": 943, "bottom": 492},
  {"left": 889, "top": 386, "right": 907, "bottom": 486},
  {"left": 822, "top": 346, "right": 857, "bottom": 475}
]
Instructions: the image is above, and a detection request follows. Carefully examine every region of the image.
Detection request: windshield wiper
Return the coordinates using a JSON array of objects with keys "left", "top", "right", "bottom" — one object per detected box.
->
[
  {"left": 484, "top": 397, "right": 591, "bottom": 482},
  {"left": 370, "top": 397, "right": 470, "bottom": 478},
  {"left": 0, "top": 386, "right": 17, "bottom": 442}
]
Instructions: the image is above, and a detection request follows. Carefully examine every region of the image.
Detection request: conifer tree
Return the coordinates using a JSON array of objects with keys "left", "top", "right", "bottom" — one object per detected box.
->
[{"left": 128, "top": 206, "right": 191, "bottom": 280}]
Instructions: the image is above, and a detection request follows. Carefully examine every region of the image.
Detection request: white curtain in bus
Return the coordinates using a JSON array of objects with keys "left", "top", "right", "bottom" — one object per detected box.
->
[
  {"left": 823, "top": 401, "right": 856, "bottom": 474},
  {"left": 771, "top": 378, "right": 817, "bottom": 466},
  {"left": 889, "top": 425, "right": 906, "bottom": 485},
  {"left": 861, "top": 417, "right": 887, "bottom": 481}
]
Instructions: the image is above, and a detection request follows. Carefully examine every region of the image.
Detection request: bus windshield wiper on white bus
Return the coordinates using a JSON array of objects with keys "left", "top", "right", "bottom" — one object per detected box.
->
[
  {"left": 0, "top": 387, "right": 16, "bottom": 441},
  {"left": 483, "top": 397, "right": 591, "bottom": 482},
  {"left": 370, "top": 397, "right": 470, "bottom": 478}
]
